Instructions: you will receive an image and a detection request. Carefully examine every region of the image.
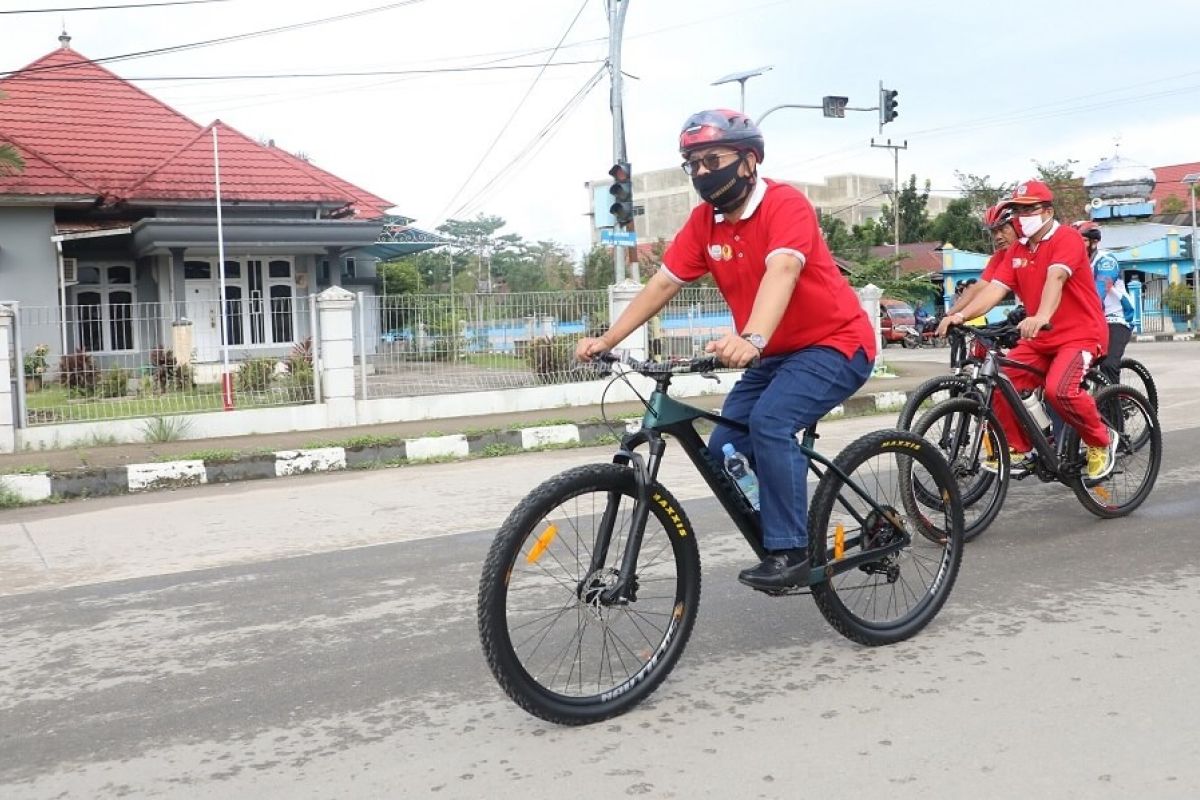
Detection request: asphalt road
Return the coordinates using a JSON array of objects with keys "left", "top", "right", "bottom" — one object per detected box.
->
[{"left": 1, "top": 341, "right": 1199, "bottom": 799}]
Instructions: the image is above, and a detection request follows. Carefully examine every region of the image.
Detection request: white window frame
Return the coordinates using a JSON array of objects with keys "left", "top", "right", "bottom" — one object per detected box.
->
[
  {"left": 70, "top": 261, "right": 137, "bottom": 353},
  {"left": 187, "top": 256, "right": 297, "bottom": 349}
]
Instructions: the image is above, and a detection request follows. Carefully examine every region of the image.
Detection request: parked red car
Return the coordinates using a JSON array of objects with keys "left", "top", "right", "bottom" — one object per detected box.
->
[{"left": 879, "top": 298, "right": 916, "bottom": 346}]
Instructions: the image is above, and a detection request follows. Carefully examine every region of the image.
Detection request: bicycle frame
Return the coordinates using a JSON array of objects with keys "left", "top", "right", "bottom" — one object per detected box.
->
[
  {"left": 973, "top": 349, "right": 1082, "bottom": 480},
  {"left": 590, "top": 368, "right": 911, "bottom": 602}
]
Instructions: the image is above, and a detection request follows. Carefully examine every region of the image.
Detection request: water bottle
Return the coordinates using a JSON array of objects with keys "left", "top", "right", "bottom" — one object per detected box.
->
[
  {"left": 721, "top": 443, "right": 760, "bottom": 511},
  {"left": 1021, "top": 389, "right": 1053, "bottom": 434}
]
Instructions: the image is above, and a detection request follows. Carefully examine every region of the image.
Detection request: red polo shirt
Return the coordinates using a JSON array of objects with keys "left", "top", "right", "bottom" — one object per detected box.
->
[
  {"left": 661, "top": 178, "right": 875, "bottom": 360},
  {"left": 981, "top": 248, "right": 1006, "bottom": 282},
  {"left": 989, "top": 222, "right": 1107, "bottom": 349}
]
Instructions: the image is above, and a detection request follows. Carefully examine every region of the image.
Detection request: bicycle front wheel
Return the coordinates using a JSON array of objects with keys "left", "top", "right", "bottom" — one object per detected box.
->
[
  {"left": 478, "top": 463, "right": 701, "bottom": 725},
  {"left": 896, "top": 374, "right": 972, "bottom": 431},
  {"left": 1119, "top": 357, "right": 1158, "bottom": 413},
  {"left": 911, "top": 397, "right": 1009, "bottom": 542},
  {"left": 809, "top": 429, "right": 964, "bottom": 646}
]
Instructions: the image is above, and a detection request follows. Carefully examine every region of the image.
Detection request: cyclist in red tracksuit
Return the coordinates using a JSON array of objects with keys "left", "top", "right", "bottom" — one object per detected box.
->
[{"left": 936, "top": 179, "right": 1116, "bottom": 480}]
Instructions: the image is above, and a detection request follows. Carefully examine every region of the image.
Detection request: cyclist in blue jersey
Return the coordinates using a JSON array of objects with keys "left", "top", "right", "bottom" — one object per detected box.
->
[{"left": 1074, "top": 220, "right": 1133, "bottom": 383}]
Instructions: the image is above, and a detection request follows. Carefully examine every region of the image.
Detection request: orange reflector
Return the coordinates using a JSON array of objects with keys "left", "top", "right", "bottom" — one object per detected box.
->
[
  {"left": 1094, "top": 487, "right": 1111, "bottom": 503},
  {"left": 834, "top": 522, "right": 845, "bottom": 560},
  {"left": 526, "top": 524, "right": 558, "bottom": 564}
]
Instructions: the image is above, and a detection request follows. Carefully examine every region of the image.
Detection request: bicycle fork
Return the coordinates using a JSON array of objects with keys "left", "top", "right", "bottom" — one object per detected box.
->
[{"left": 587, "top": 430, "right": 666, "bottom": 606}]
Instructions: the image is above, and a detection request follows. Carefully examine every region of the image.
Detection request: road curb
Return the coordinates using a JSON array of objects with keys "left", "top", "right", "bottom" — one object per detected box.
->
[
  {"left": 0, "top": 389, "right": 912, "bottom": 505},
  {"left": 1133, "top": 333, "right": 1195, "bottom": 343}
]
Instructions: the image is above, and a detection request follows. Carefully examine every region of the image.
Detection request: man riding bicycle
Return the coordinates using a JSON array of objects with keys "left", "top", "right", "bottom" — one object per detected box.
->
[
  {"left": 945, "top": 203, "right": 1016, "bottom": 365},
  {"left": 1074, "top": 220, "right": 1134, "bottom": 385},
  {"left": 936, "top": 179, "right": 1117, "bottom": 480},
  {"left": 575, "top": 109, "right": 875, "bottom": 591}
]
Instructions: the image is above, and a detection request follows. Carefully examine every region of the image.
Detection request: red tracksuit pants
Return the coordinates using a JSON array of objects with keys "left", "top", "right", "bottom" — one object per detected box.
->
[{"left": 992, "top": 339, "right": 1111, "bottom": 452}]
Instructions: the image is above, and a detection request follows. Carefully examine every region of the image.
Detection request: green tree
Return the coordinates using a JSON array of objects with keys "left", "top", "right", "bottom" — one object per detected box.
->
[
  {"left": 880, "top": 175, "right": 931, "bottom": 244},
  {"left": 820, "top": 214, "right": 865, "bottom": 260},
  {"left": 1159, "top": 195, "right": 1186, "bottom": 214},
  {"left": 845, "top": 255, "right": 939, "bottom": 307},
  {"left": 926, "top": 197, "right": 990, "bottom": 253},
  {"left": 1034, "top": 159, "right": 1089, "bottom": 224},
  {"left": 580, "top": 246, "right": 614, "bottom": 291},
  {"left": 954, "top": 171, "right": 1013, "bottom": 217},
  {"left": 437, "top": 213, "right": 507, "bottom": 291},
  {"left": 378, "top": 260, "right": 420, "bottom": 295}
]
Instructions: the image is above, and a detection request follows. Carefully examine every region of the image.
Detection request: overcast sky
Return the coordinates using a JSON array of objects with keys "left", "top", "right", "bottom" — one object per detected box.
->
[{"left": 4, "top": 0, "right": 1199, "bottom": 257}]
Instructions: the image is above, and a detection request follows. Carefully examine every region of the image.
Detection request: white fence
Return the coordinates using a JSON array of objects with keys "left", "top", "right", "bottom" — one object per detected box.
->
[
  {"left": 356, "top": 287, "right": 731, "bottom": 399},
  {"left": 15, "top": 298, "right": 318, "bottom": 426}
]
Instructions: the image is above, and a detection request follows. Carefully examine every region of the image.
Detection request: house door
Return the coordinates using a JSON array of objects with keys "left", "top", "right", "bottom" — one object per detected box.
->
[{"left": 186, "top": 282, "right": 222, "bottom": 361}]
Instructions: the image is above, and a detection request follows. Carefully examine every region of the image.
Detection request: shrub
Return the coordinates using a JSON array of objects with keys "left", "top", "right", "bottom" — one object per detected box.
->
[
  {"left": 525, "top": 336, "right": 580, "bottom": 385},
  {"left": 58, "top": 351, "right": 98, "bottom": 396},
  {"left": 237, "top": 357, "right": 276, "bottom": 393},
  {"left": 98, "top": 367, "right": 132, "bottom": 399},
  {"left": 149, "top": 347, "right": 193, "bottom": 391},
  {"left": 1163, "top": 282, "right": 1196, "bottom": 316},
  {"left": 286, "top": 337, "right": 315, "bottom": 391},
  {"left": 23, "top": 343, "right": 49, "bottom": 378}
]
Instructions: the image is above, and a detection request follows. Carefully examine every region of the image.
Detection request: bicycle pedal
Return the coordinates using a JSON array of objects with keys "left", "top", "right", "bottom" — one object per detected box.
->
[{"left": 751, "top": 585, "right": 810, "bottom": 598}]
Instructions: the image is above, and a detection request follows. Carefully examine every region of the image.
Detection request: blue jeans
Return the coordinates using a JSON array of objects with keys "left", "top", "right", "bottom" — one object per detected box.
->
[{"left": 709, "top": 346, "right": 871, "bottom": 551}]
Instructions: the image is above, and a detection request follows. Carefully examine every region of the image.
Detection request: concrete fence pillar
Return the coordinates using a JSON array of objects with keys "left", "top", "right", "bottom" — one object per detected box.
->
[
  {"left": 607, "top": 279, "right": 647, "bottom": 360},
  {"left": 317, "top": 286, "right": 358, "bottom": 428},
  {"left": 0, "top": 307, "right": 15, "bottom": 453},
  {"left": 857, "top": 283, "right": 883, "bottom": 369}
]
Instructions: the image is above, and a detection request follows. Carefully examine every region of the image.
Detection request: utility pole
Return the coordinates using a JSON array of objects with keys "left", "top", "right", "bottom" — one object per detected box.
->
[
  {"left": 607, "top": 0, "right": 632, "bottom": 284},
  {"left": 871, "top": 138, "right": 908, "bottom": 275}
]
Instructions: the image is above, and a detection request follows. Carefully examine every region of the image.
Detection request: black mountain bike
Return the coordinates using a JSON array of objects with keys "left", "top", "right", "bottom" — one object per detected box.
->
[
  {"left": 478, "top": 354, "right": 965, "bottom": 725},
  {"left": 909, "top": 322, "right": 1161, "bottom": 541},
  {"left": 897, "top": 324, "right": 1158, "bottom": 432}
]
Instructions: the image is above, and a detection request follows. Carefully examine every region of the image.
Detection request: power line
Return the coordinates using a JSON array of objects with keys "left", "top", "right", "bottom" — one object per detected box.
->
[
  {"left": 1, "top": 0, "right": 228, "bottom": 11},
  {"left": 1, "top": 0, "right": 429, "bottom": 77},
  {"left": 435, "top": 0, "right": 592, "bottom": 226},
  {"left": 9, "top": 60, "right": 603, "bottom": 82},
  {"left": 456, "top": 65, "right": 607, "bottom": 220}
]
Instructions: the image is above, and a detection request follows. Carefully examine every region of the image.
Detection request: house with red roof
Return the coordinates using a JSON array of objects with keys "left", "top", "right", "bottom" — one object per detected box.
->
[{"left": 0, "top": 34, "right": 427, "bottom": 368}]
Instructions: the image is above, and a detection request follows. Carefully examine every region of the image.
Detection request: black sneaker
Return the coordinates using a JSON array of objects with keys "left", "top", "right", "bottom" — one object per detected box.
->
[{"left": 738, "top": 550, "right": 810, "bottom": 591}]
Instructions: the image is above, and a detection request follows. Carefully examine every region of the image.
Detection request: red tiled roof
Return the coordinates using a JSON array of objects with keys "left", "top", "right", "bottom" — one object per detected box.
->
[
  {"left": 868, "top": 241, "right": 944, "bottom": 275},
  {"left": 0, "top": 45, "right": 393, "bottom": 216},
  {"left": 1151, "top": 162, "right": 1200, "bottom": 205}
]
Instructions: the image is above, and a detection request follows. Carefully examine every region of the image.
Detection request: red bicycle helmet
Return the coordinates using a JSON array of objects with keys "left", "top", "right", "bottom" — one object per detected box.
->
[
  {"left": 1072, "top": 220, "right": 1102, "bottom": 241},
  {"left": 982, "top": 203, "right": 1014, "bottom": 231},
  {"left": 678, "top": 109, "right": 765, "bottom": 162}
]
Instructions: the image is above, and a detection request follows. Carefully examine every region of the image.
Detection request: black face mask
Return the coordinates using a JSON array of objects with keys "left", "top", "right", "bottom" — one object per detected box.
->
[{"left": 691, "top": 154, "right": 753, "bottom": 214}]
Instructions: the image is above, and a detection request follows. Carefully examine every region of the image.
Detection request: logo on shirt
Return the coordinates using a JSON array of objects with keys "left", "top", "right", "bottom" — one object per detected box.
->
[
  {"left": 708, "top": 244, "right": 733, "bottom": 261},
  {"left": 1012, "top": 257, "right": 1029, "bottom": 269}
]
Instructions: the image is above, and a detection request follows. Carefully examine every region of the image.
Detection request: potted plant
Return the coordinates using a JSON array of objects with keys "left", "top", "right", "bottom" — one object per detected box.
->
[{"left": 23, "top": 343, "right": 49, "bottom": 392}]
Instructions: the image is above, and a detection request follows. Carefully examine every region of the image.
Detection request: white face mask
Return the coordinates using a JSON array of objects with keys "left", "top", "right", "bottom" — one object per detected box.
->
[{"left": 1018, "top": 213, "right": 1045, "bottom": 238}]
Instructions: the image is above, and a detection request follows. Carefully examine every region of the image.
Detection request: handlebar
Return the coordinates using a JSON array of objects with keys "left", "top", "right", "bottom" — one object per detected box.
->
[{"left": 592, "top": 352, "right": 727, "bottom": 376}]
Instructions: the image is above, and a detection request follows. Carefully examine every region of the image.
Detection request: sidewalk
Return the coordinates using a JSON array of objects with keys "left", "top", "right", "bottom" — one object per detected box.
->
[{"left": 0, "top": 358, "right": 945, "bottom": 505}]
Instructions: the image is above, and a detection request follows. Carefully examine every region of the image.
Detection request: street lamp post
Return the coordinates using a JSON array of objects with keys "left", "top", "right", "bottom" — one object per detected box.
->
[
  {"left": 1182, "top": 172, "right": 1200, "bottom": 332},
  {"left": 712, "top": 65, "right": 773, "bottom": 112}
]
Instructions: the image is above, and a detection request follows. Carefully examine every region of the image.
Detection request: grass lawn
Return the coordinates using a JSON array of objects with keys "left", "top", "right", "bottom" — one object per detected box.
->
[{"left": 25, "top": 383, "right": 313, "bottom": 424}]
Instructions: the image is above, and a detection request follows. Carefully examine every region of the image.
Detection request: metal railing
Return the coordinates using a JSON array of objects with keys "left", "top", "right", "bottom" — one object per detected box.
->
[
  {"left": 359, "top": 287, "right": 731, "bottom": 398},
  {"left": 17, "top": 298, "right": 318, "bottom": 426}
]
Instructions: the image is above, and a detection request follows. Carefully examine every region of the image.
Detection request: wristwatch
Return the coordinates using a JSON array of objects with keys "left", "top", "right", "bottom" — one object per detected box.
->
[{"left": 741, "top": 333, "right": 767, "bottom": 352}]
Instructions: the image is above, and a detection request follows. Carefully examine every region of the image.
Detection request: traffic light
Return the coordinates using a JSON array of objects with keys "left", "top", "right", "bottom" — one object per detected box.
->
[
  {"left": 881, "top": 87, "right": 899, "bottom": 125},
  {"left": 608, "top": 161, "right": 634, "bottom": 226}
]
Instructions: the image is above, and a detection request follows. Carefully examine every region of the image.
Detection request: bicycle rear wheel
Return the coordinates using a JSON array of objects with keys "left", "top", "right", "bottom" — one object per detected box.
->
[
  {"left": 809, "top": 429, "right": 964, "bottom": 646},
  {"left": 896, "top": 374, "right": 972, "bottom": 431},
  {"left": 1063, "top": 385, "right": 1161, "bottom": 519},
  {"left": 911, "top": 397, "right": 1009, "bottom": 542},
  {"left": 478, "top": 463, "right": 701, "bottom": 725},
  {"left": 1119, "top": 356, "right": 1158, "bottom": 413}
]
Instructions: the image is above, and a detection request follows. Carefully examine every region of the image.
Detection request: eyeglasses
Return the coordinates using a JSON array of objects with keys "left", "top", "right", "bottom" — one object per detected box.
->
[
  {"left": 681, "top": 150, "right": 741, "bottom": 176},
  {"left": 1010, "top": 203, "right": 1045, "bottom": 215}
]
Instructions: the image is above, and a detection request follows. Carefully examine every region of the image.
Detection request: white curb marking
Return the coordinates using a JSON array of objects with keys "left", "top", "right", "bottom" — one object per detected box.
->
[
  {"left": 127, "top": 461, "right": 207, "bottom": 492},
  {"left": 275, "top": 448, "right": 348, "bottom": 477},
  {"left": 0, "top": 473, "right": 53, "bottom": 502},
  {"left": 405, "top": 434, "right": 469, "bottom": 460},
  {"left": 519, "top": 424, "right": 580, "bottom": 449}
]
